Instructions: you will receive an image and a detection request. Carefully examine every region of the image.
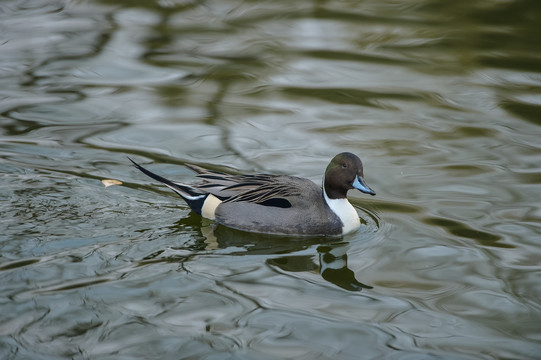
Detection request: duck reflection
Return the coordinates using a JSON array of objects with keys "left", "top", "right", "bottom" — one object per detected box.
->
[
  {"left": 266, "top": 244, "right": 372, "bottom": 291},
  {"left": 315, "top": 244, "right": 372, "bottom": 291},
  {"left": 172, "top": 214, "right": 372, "bottom": 291}
]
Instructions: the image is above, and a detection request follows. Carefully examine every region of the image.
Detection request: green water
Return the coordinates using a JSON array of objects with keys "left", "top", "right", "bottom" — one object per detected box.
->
[{"left": 1, "top": 0, "right": 541, "bottom": 359}]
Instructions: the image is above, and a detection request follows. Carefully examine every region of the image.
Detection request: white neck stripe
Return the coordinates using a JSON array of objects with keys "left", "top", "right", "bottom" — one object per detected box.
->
[{"left": 323, "top": 188, "right": 361, "bottom": 235}]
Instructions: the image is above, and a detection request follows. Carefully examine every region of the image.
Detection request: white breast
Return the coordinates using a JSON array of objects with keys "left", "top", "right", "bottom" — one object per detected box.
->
[{"left": 323, "top": 189, "right": 361, "bottom": 235}]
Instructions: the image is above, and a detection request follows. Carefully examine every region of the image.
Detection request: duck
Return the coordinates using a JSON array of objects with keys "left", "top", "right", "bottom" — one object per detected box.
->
[{"left": 129, "top": 152, "right": 375, "bottom": 236}]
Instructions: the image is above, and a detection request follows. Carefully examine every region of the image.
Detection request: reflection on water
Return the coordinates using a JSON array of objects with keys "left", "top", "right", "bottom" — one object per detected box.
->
[
  {"left": 166, "top": 209, "right": 375, "bottom": 292},
  {"left": 175, "top": 214, "right": 376, "bottom": 291},
  {"left": 2, "top": 0, "right": 541, "bottom": 358}
]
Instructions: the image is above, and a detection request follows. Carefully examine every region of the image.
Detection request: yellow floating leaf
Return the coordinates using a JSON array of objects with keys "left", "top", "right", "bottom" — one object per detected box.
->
[{"left": 101, "top": 179, "right": 123, "bottom": 187}]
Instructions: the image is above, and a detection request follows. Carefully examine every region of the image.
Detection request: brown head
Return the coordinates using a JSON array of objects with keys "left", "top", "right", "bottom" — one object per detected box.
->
[{"left": 324, "top": 152, "right": 376, "bottom": 199}]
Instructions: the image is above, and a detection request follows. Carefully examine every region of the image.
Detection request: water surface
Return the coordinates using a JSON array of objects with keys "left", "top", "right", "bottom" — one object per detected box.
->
[{"left": 1, "top": 0, "right": 541, "bottom": 359}]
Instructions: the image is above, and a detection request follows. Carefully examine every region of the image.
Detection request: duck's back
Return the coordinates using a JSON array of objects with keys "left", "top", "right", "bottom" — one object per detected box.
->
[{"left": 215, "top": 176, "right": 343, "bottom": 236}]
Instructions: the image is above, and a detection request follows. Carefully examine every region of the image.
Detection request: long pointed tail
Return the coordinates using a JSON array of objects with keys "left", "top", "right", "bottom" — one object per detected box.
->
[{"left": 129, "top": 158, "right": 208, "bottom": 214}]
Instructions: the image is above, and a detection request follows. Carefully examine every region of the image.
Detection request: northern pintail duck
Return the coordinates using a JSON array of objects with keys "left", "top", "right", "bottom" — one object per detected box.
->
[{"left": 130, "top": 152, "right": 375, "bottom": 236}]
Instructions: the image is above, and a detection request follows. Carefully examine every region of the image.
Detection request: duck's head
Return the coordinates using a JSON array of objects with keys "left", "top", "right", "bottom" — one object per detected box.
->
[{"left": 324, "top": 152, "right": 376, "bottom": 199}]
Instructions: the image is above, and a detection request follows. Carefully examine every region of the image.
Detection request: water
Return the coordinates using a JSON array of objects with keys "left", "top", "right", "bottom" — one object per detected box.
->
[{"left": 1, "top": 0, "right": 541, "bottom": 358}]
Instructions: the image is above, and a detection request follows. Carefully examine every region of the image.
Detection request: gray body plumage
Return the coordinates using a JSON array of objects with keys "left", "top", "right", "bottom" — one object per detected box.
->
[{"left": 185, "top": 165, "right": 343, "bottom": 235}]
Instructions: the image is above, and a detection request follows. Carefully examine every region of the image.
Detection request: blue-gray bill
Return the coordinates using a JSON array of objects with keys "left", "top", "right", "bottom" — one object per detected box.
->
[{"left": 353, "top": 175, "right": 376, "bottom": 196}]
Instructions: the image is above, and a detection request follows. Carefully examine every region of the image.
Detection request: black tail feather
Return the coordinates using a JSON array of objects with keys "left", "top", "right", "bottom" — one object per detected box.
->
[{"left": 128, "top": 157, "right": 207, "bottom": 215}]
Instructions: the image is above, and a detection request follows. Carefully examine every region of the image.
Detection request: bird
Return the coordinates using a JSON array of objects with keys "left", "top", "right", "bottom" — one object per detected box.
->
[{"left": 129, "top": 152, "right": 375, "bottom": 236}]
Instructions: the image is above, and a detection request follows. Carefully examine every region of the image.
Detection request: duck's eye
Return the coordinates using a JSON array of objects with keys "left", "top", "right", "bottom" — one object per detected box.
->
[{"left": 342, "top": 163, "right": 348, "bottom": 168}]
